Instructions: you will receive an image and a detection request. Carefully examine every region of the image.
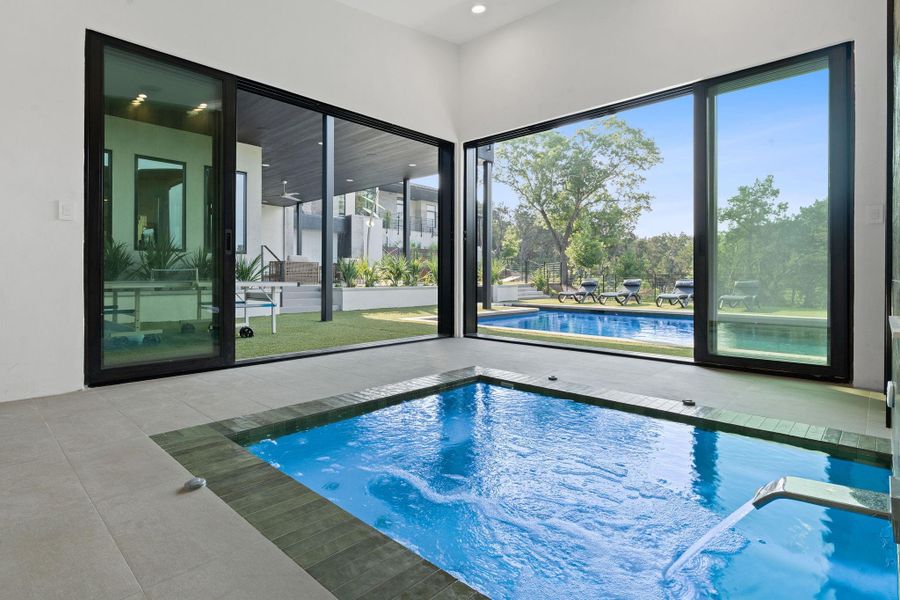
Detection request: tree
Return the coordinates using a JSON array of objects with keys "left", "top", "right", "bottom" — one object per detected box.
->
[{"left": 494, "top": 117, "right": 661, "bottom": 286}]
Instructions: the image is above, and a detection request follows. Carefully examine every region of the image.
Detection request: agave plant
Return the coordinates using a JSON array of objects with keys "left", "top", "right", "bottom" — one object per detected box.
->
[
  {"left": 104, "top": 240, "right": 134, "bottom": 281},
  {"left": 184, "top": 248, "right": 215, "bottom": 281},
  {"left": 402, "top": 258, "right": 422, "bottom": 287},
  {"left": 378, "top": 254, "right": 407, "bottom": 287},
  {"left": 134, "top": 236, "right": 185, "bottom": 280},
  {"left": 492, "top": 261, "right": 505, "bottom": 285},
  {"left": 336, "top": 257, "right": 360, "bottom": 287},
  {"left": 422, "top": 257, "right": 438, "bottom": 286},
  {"left": 235, "top": 255, "right": 262, "bottom": 282},
  {"left": 359, "top": 261, "right": 379, "bottom": 287}
]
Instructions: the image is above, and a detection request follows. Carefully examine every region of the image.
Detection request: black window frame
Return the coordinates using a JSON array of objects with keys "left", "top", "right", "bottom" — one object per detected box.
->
[
  {"left": 85, "top": 30, "right": 454, "bottom": 387},
  {"left": 463, "top": 43, "right": 854, "bottom": 383}
]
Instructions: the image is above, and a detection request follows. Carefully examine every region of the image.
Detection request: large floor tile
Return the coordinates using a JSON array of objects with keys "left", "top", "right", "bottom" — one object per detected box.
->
[
  {"left": 145, "top": 539, "right": 335, "bottom": 600},
  {"left": 67, "top": 435, "right": 191, "bottom": 503},
  {"left": 0, "top": 503, "right": 140, "bottom": 600},
  {"left": 0, "top": 449, "right": 94, "bottom": 527},
  {"left": 115, "top": 399, "right": 212, "bottom": 435},
  {"left": 95, "top": 483, "right": 268, "bottom": 588},
  {"left": 45, "top": 406, "right": 146, "bottom": 452}
]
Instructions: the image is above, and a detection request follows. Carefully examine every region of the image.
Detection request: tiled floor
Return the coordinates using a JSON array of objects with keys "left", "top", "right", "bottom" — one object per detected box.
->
[{"left": 0, "top": 338, "right": 888, "bottom": 599}]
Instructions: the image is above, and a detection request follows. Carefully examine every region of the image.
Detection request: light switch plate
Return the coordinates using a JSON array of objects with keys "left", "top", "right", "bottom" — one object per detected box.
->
[
  {"left": 866, "top": 204, "right": 884, "bottom": 225},
  {"left": 57, "top": 201, "right": 74, "bottom": 221}
]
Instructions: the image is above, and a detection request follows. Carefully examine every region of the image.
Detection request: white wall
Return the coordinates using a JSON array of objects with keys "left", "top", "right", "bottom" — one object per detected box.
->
[
  {"left": 0, "top": 0, "right": 459, "bottom": 401},
  {"left": 459, "top": 0, "right": 887, "bottom": 390},
  {"left": 237, "top": 143, "right": 263, "bottom": 258},
  {"left": 0, "top": 0, "right": 887, "bottom": 400}
]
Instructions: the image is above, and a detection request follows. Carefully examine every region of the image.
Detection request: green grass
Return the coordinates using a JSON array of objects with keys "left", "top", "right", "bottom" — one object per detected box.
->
[{"left": 236, "top": 306, "right": 438, "bottom": 360}]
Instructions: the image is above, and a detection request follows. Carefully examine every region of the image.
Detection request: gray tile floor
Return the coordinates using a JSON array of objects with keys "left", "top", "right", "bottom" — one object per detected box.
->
[{"left": 0, "top": 338, "right": 888, "bottom": 599}]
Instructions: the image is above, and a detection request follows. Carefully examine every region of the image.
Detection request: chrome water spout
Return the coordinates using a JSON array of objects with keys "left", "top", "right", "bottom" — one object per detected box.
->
[{"left": 751, "top": 476, "right": 890, "bottom": 520}]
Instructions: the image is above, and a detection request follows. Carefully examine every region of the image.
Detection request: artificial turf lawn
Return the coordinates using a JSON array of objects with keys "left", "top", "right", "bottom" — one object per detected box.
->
[{"left": 236, "top": 306, "right": 439, "bottom": 359}]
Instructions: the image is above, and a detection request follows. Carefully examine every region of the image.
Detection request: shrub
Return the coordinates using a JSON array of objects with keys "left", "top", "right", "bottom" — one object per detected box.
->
[
  {"left": 235, "top": 255, "right": 262, "bottom": 282},
  {"left": 336, "top": 257, "right": 360, "bottom": 287},
  {"left": 135, "top": 236, "right": 185, "bottom": 280},
  {"left": 378, "top": 254, "right": 407, "bottom": 286},
  {"left": 185, "top": 248, "right": 214, "bottom": 281},
  {"left": 403, "top": 258, "right": 422, "bottom": 286},
  {"left": 104, "top": 240, "right": 134, "bottom": 281},
  {"left": 422, "top": 257, "right": 438, "bottom": 285},
  {"left": 532, "top": 270, "right": 550, "bottom": 295},
  {"left": 357, "top": 261, "right": 378, "bottom": 287}
]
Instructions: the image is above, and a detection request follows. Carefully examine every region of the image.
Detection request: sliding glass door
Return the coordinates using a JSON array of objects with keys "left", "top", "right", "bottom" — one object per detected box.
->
[
  {"left": 86, "top": 36, "right": 234, "bottom": 382},
  {"left": 86, "top": 32, "right": 454, "bottom": 385},
  {"left": 464, "top": 44, "right": 852, "bottom": 381},
  {"left": 696, "top": 46, "right": 852, "bottom": 379}
]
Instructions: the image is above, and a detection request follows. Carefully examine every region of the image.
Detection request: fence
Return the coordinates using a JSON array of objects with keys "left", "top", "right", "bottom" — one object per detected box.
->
[{"left": 506, "top": 260, "right": 690, "bottom": 299}]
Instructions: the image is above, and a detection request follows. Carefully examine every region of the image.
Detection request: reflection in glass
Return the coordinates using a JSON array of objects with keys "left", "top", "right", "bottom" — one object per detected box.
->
[
  {"left": 135, "top": 156, "right": 185, "bottom": 250},
  {"left": 709, "top": 59, "right": 830, "bottom": 365},
  {"left": 101, "top": 46, "right": 222, "bottom": 368}
]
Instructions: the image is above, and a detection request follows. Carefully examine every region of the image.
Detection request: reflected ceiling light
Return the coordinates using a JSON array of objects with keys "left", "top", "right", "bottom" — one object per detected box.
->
[
  {"left": 198, "top": 103, "right": 208, "bottom": 109},
  {"left": 137, "top": 93, "right": 147, "bottom": 99},
  {"left": 317, "top": 141, "right": 323, "bottom": 145},
  {"left": 346, "top": 178, "right": 354, "bottom": 182},
  {"left": 261, "top": 163, "right": 270, "bottom": 167},
  {"left": 471, "top": 4, "right": 486, "bottom": 14},
  {"left": 408, "top": 163, "right": 417, "bottom": 167}
]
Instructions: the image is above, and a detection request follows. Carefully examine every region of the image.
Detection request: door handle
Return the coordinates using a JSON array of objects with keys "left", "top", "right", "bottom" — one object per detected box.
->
[{"left": 225, "top": 229, "right": 233, "bottom": 255}]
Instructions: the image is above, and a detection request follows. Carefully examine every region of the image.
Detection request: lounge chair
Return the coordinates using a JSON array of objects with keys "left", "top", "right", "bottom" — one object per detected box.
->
[
  {"left": 718, "top": 280, "right": 761, "bottom": 310},
  {"left": 598, "top": 279, "right": 642, "bottom": 305},
  {"left": 557, "top": 279, "right": 599, "bottom": 303},
  {"left": 656, "top": 279, "right": 694, "bottom": 308}
]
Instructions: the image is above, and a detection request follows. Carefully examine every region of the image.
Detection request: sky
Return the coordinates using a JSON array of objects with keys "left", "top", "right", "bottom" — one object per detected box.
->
[{"left": 489, "top": 67, "right": 829, "bottom": 237}]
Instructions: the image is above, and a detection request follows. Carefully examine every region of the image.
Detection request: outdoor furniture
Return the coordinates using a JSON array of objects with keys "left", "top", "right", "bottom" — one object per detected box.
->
[
  {"left": 557, "top": 279, "right": 599, "bottom": 303},
  {"left": 656, "top": 279, "right": 694, "bottom": 308},
  {"left": 235, "top": 281, "right": 289, "bottom": 337},
  {"left": 267, "top": 259, "right": 320, "bottom": 284},
  {"left": 718, "top": 280, "right": 761, "bottom": 311},
  {"left": 598, "top": 279, "right": 643, "bottom": 305}
]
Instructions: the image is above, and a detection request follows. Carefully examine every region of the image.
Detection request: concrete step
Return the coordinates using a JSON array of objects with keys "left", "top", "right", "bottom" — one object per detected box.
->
[{"left": 281, "top": 304, "right": 339, "bottom": 314}]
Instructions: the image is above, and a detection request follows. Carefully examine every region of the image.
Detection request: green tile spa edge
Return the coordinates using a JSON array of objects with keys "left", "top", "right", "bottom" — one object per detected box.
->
[{"left": 151, "top": 366, "right": 891, "bottom": 600}]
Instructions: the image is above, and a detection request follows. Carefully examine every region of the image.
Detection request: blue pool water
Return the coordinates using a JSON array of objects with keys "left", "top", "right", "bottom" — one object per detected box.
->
[
  {"left": 479, "top": 309, "right": 828, "bottom": 360},
  {"left": 480, "top": 309, "right": 694, "bottom": 346},
  {"left": 247, "top": 383, "right": 896, "bottom": 600}
]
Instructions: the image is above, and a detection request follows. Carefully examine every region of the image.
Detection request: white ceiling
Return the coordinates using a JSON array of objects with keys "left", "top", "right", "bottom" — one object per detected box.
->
[{"left": 333, "top": 0, "right": 563, "bottom": 44}]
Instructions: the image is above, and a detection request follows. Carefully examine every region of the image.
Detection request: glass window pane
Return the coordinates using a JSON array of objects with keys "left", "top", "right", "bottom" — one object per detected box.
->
[
  {"left": 476, "top": 95, "right": 694, "bottom": 358},
  {"left": 101, "top": 46, "right": 223, "bottom": 368},
  {"left": 236, "top": 171, "right": 247, "bottom": 253},
  {"left": 709, "top": 59, "right": 830, "bottom": 365}
]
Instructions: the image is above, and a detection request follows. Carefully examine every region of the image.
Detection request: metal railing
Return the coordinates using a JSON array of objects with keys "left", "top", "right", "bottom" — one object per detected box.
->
[{"left": 260, "top": 244, "right": 284, "bottom": 281}]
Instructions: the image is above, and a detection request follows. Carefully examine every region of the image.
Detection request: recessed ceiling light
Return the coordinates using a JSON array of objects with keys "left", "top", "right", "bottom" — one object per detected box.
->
[
  {"left": 471, "top": 4, "right": 486, "bottom": 14},
  {"left": 408, "top": 163, "right": 417, "bottom": 167},
  {"left": 317, "top": 141, "right": 323, "bottom": 146},
  {"left": 261, "top": 163, "right": 270, "bottom": 167},
  {"left": 346, "top": 178, "right": 354, "bottom": 182}
]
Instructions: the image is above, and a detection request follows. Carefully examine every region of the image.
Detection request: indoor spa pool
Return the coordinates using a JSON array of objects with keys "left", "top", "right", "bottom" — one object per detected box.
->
[{"left": 247, "top": 383, "right": 896, "bottom": 599}]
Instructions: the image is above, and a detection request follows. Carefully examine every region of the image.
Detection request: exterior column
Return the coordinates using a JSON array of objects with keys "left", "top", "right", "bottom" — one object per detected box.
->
[
  {"left": 321, "top": 115, "right": 334, "bottom": 321},
  {"left": 402, "top": 177, "right": 411, "bottom": 258}
]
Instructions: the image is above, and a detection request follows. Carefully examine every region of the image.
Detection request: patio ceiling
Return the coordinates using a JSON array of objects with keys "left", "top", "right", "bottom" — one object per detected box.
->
[{"left": 236, "top": 91, "right": 439, "bottom": 206}]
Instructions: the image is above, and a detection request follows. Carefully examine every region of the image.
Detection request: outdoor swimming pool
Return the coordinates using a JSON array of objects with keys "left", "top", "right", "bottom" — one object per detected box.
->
[
  {"left": 480, "top": 309, "right": 694, "bottom": 346},
  {"left": 247, "top": 382, "right": 896, "bottom": 600},
  {"left": 479, "top": 308, "right": 828, "bottom": 361}
]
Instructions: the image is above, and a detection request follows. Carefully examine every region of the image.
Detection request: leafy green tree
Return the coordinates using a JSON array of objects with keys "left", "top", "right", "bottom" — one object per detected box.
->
[{"left": 494, "top": 117, "right": 661, "bottom": 285}]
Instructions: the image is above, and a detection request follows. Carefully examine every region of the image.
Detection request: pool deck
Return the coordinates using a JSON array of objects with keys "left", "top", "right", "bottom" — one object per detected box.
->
[{"left": 0, "top": 337, "right": 889, "bottom": 599}]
